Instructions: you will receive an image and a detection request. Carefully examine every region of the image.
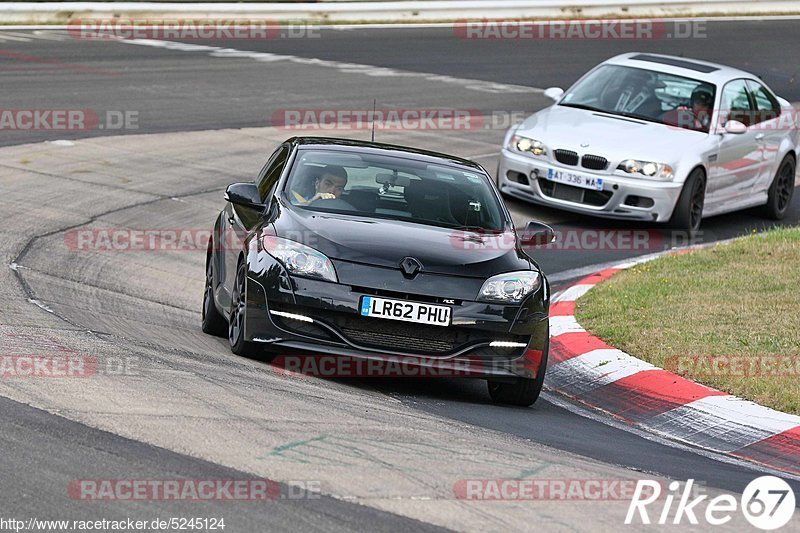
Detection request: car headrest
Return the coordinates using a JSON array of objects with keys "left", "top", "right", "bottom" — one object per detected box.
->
[
  {"left": 404, "top": 179, "right": 450, "bottom": 204},
  {"left": 292, "top": 164, "right": 323, "bottom": 197}
]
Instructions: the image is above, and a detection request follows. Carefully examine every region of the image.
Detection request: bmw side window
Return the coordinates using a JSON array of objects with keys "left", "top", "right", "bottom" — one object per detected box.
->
[
  {"left": 257, "top": 145, "right": 290, "bottom": 202},
  {"left": 720, "top": 79, "right": 753, "bottom": 127},
  {"left": 746, "top": 80, "right": 781, "bottom": 124}
]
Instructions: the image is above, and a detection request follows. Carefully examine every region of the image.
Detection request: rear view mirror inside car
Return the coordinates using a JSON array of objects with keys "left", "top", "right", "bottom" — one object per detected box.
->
[{"left": 375, "top": 173, "right": 411, "bottom": 187}]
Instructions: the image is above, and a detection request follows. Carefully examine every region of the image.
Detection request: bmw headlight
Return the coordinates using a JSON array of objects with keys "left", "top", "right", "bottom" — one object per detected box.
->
[
  {"left": 508, "top": 135, "right": 547, "bottom": 157},
  {"left": 261, "top": 236, "right": 337, "bottom": 283},
  {"left": 478, "top": 271, "right": 541, "bottom": 304},
  {"left": 617, "top": 159, "right": 674, "bottom": 180}
]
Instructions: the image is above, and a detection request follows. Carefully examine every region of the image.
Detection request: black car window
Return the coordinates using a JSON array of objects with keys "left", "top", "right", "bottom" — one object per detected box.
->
[
  {"left": 257, "top": 144, "right": 290, "bottom": 202},
  {"left": 720, "top": 79, "right": 754, "bottom": 127},
  {"left": 746, "top": 80, "right": 781, "bottom": 125},
  {"left": 561, "top": 64, "right": 716, "bottom": 131},
  {"left": 284, "top": 149, "right": 507, "bottom": 232}
]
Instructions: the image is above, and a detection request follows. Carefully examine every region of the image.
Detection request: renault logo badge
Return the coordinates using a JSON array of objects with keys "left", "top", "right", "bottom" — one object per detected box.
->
[{"left": 400, "top": 257, "right": 423, "bottom": 278}]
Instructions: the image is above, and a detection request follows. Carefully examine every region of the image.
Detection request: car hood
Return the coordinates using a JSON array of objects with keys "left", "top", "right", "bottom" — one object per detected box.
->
[
  {"left": 515, "top": 105, "right": 704, "bottom": 165},
  {"left": 274, "top": 206, "right": 531, "bottom": 279}
]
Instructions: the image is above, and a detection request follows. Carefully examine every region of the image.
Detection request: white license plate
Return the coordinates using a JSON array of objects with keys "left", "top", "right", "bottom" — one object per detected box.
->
[
  {"left": 359, "top": 296, "right": 451, "bottom": 327},
  {"left": 545, "top": 168, "right": 604, "bottom": 191}
]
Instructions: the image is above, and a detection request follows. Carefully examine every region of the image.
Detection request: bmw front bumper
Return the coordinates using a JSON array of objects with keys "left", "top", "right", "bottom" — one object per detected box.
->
[{"left": 499, "top": 149, "right": 685, "bottom": 223}]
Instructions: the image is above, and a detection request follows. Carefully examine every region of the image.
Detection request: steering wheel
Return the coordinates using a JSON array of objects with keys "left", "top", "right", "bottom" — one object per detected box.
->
[{"left": 308, "top": 197, "right": 356, "bottom": 211}]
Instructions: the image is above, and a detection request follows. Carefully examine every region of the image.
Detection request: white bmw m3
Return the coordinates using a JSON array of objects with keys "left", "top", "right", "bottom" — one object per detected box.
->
[{"left": 498, "top": 53, "right": 798, "bottom": 233}]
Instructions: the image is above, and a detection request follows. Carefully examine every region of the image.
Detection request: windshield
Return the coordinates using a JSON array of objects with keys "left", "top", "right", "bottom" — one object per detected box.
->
[
  {"left": 560, "top": 65, "right": 717, "bottom": 132},
  {"left": 284, "top": 149, "right": 507, "bottom": 231}
]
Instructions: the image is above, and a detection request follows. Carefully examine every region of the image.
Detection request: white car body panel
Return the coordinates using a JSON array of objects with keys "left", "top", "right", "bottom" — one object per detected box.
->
[{"left": 498, "top": 52, "right": 799, "bottom": 223}]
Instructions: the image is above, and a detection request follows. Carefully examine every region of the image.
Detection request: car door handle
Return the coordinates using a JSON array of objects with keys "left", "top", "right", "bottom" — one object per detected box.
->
[
  {"left": 755, "top": 133, "right": 765, "bottom": 141},
  {"left": 227, "top": 216, "right": 236, "bottom": 225}
]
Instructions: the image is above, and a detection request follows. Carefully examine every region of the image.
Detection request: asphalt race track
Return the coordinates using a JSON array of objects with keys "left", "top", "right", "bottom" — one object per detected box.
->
[{"left": 0, "top": 19, "right": 799, "bottom": 531}]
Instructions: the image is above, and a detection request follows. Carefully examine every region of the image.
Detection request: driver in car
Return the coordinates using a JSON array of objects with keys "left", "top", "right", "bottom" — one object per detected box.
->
[
  {"left": 662, "top": 88, "right": 714, "bottom": 131},
  {"left": 291, "top": 165, "right": 348, "bottom": 205}
]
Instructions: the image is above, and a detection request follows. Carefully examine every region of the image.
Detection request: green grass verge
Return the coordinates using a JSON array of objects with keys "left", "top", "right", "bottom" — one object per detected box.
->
[{"left": 575, "top": 227, "right": 800, "bottom": 415}]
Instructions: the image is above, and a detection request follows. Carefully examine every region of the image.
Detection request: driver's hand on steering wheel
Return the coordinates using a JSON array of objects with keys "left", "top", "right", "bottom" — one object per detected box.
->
[{"left": 310, "top": 192, "right": 335, "bottom": 202}]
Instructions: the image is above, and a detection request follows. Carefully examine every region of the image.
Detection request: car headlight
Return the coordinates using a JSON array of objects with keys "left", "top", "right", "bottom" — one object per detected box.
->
[
  {"left": 478, "top": 271, "right": 541, "bottom": 304},
  {"left": 508, "top": 135, "right": 547, "bottom": 157},
  {"left": 261, "top": 236, "right": 337, "bottom": 283},
  {"left": 617, "top": 159, "right": 674, "bottom": 180}
]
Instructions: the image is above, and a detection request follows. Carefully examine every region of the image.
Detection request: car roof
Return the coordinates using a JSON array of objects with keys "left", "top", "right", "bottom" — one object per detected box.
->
[
  {"left": 603, "top": 52, "right": 760, "bottom": 85},
  {"left": 285, "top": 136, "right": 485, "bottom": 171}
]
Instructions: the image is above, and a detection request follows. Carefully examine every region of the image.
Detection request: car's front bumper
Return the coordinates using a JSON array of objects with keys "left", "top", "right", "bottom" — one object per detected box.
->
[
  {"left": 242, "top": 256, "right": 550, "bottom": 381},
  {"left": 499, "top": 149, "right": 685, "bottom": 223}
]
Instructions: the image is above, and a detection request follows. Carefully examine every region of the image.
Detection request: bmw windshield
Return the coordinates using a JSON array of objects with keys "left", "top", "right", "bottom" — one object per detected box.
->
[
  {"left": 559, "top": 65, "right": 717, "bottom": 132},
  {"left": 284, "top": 149, "right": 508, "bottom": 231}
]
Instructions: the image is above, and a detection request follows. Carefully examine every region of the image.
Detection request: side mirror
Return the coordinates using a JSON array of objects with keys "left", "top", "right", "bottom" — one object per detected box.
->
[
  {"left": 264, "top": 198, "right": 280, "bottom": 222},
  {"left": 543, "top": 87, "right": 564, "bottom": 102},
  {"left": 224, "top": 182, "right": 263, "bottom": 209},
  {"left": 724, "top": 120, "right": 747, "bottom": 134},
  {"left": 520, "top": 221, "right": 557, "bottom": 247}
]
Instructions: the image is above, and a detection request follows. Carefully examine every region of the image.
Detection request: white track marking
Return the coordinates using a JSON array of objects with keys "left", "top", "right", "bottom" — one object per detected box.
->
[
  {"left": 0, "top": 32, "right": 31, "bottom": 41},
  {"left": 555, "top": 283, "right": 594, "bottom": 302},
  {"left": 548, "top": 314, "right": 585, "bottom": 337},
  {"left": 549, "top": 348, "right": 657, "bottom": 393},
  {"left": 645, "top": 395, "right": 800, "bottom": 453},
  {"left": 543, "top": 391, "right": 800, "bottom": 482},
  {"left": 30, "top": 29, "right": 70, "bottom": 40}
]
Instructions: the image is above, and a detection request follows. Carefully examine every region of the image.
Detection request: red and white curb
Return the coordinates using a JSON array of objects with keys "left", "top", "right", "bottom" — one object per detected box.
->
[{"left": 547, "top": 260, "right": 800, "bottom": 476}]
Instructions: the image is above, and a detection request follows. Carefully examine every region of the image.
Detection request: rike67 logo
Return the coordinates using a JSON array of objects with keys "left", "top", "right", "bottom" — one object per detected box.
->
[{"left": 626, "top": 477, "right": 795, "bottom": 530}]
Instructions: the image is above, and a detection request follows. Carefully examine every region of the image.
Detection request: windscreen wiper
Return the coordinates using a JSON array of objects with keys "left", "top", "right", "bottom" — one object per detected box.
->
[{"left": 558, "top": 102, "right": 607, "bottom": 113}]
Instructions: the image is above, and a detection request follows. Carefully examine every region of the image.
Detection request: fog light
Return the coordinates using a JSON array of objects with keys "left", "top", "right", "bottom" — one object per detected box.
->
[{"left": 624, "top": 195, "right": 655, "bottom": 208}]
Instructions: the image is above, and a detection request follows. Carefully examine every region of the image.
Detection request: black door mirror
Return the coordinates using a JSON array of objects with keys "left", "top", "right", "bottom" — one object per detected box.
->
[
  {"left": 224, "top": 182, "right": 263, "bottom": 209},
  {"left": 520, "top": 221, "right": 557, "bottom": 247}
]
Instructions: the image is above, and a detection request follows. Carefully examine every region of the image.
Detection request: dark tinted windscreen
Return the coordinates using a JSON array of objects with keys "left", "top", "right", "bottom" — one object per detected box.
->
[{"left": 285, "top": 149, "right": 507, "bottom": 231}]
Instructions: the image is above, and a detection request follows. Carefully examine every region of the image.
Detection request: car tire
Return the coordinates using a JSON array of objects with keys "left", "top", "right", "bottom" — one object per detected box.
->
[
  {"left": 669, "top": 168, "right": 706, "bottom": 237},
  {"left": 228, "top": 260, "right": 261, "bottom": 357},
  {"left": 762, "top": 155, "right": 796, "bottom": 220},
  {"left": 487, "top": 335, "right": 549, "bottom": 407},
  {"left": 201, "top": 252, "right": 227, "bottom": 337}
]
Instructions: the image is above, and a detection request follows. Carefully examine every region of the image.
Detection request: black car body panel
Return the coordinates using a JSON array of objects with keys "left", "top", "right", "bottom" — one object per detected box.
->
[{"left": 207, "top": 137, "right": 551, "bottom": 383}]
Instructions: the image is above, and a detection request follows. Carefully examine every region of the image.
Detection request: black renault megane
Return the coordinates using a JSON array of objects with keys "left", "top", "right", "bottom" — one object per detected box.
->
[{"left": 202, "top": 137, "right": 555, "bottom": 406}]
